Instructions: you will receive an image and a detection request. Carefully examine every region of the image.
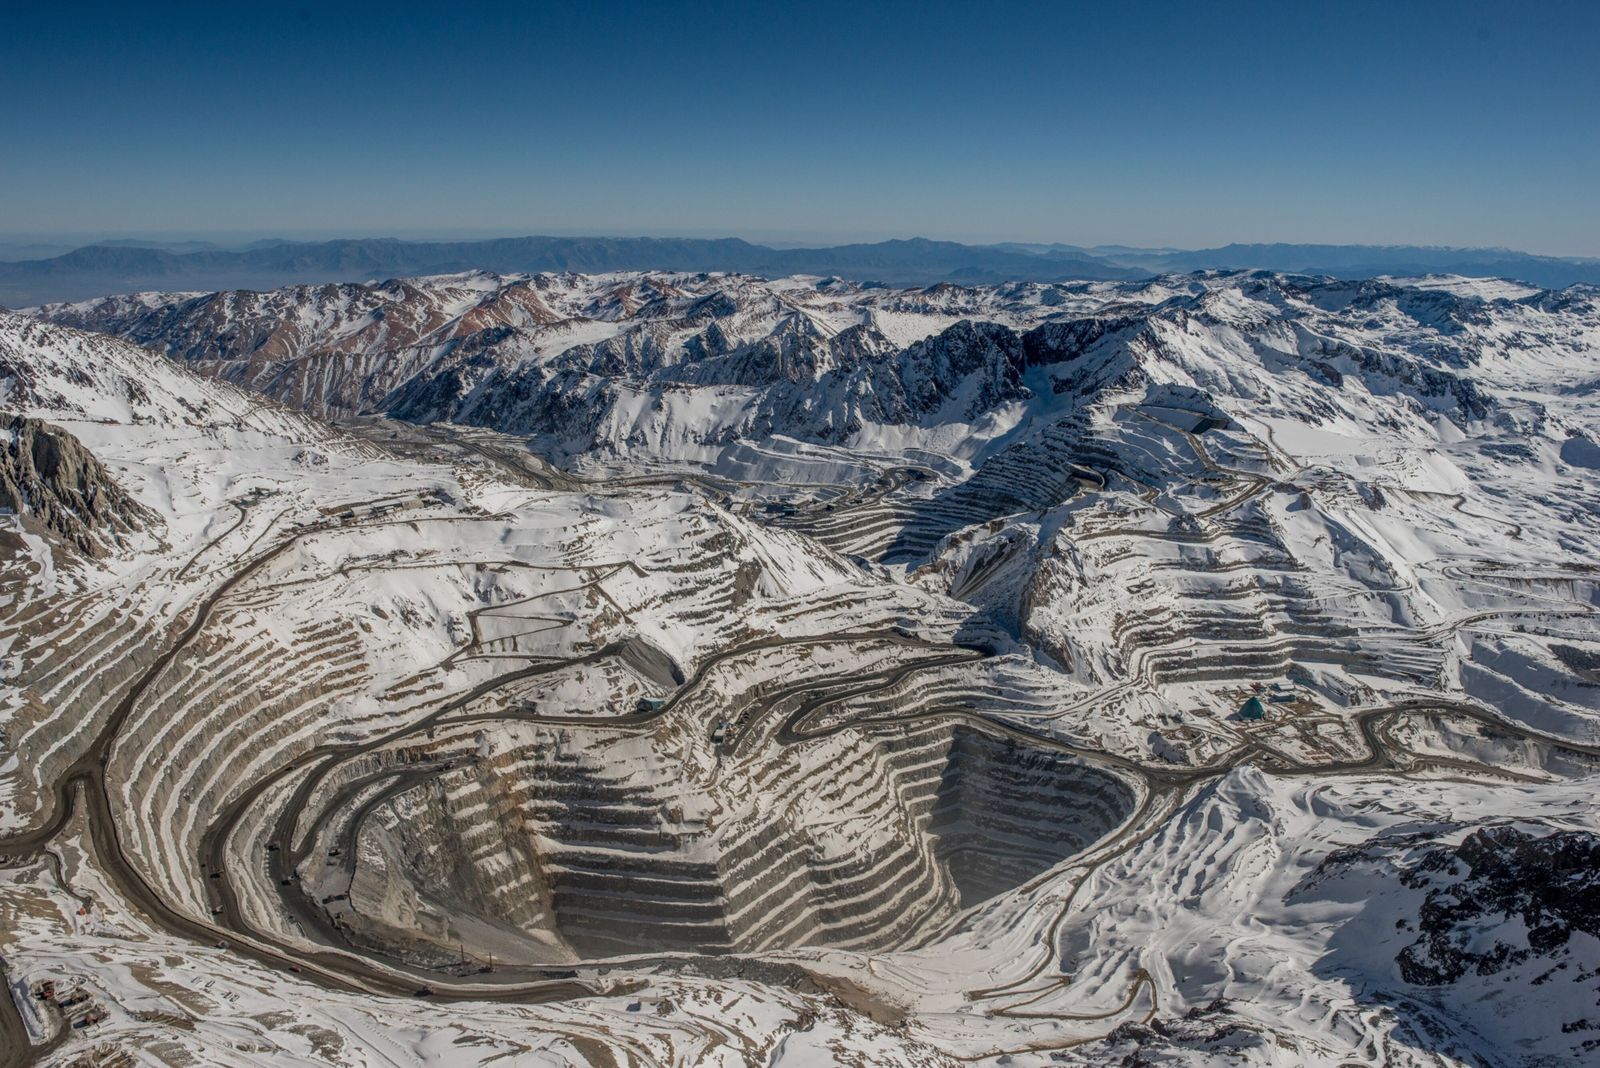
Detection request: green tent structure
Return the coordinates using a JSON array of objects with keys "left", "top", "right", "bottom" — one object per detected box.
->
[{"left": 1239, "top": 696, "right": 1267, "bottom": 720}]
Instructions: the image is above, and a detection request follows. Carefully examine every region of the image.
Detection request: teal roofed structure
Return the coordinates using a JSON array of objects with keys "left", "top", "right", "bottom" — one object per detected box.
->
[{"left": 1239, "top": 696, "right": 1267, "bottom": 720}]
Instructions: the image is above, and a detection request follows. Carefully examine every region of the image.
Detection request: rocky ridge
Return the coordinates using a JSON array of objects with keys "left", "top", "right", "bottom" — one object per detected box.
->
[{"left": 0, "top": 414, "right": 154, "bottom": 557}]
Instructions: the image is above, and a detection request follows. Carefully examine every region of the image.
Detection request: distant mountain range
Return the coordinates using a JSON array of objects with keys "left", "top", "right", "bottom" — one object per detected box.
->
[
  {"left": 2, "top": 234, "right": 1597, "bottom": 307},
  {"left": 1104, "top": 242, "right": 1600, "bottom": 286}
]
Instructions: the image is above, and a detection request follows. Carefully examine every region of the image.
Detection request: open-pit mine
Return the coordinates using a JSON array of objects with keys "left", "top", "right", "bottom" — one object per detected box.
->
[{"left": 5, "top": 269, "right": 1600, "bottom": 1066}]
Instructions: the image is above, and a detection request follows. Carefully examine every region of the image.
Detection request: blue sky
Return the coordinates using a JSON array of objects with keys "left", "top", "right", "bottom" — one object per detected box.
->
[{"left": 3, "top": 1, "right": 1597, "bottom": 254}]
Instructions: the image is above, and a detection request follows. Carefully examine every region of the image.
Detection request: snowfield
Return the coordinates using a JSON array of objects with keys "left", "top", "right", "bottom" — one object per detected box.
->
[{"left": 3, "top": 265, "right": 1600, "bottom": 1067}]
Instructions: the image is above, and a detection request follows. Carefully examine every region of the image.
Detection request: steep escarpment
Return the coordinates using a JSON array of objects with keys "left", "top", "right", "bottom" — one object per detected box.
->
[{"left": 1, "top": 414, "right": 154, "bottom": 556}]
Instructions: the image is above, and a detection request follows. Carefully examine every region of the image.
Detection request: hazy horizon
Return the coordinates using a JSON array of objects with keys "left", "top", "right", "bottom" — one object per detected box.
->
[{"left": 0, "top": 228, "right": 1595, "bottom": 261}]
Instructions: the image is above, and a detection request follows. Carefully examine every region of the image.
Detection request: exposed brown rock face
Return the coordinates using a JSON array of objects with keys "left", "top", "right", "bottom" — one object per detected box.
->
[{"left": 1, "top": 414, "right": 154, "bottom": 557}]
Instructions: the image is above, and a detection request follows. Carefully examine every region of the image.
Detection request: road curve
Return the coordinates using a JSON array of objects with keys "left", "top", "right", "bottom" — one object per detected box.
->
[{"left": 4, "top": 480, "right": 1597, "bottom": 1062}]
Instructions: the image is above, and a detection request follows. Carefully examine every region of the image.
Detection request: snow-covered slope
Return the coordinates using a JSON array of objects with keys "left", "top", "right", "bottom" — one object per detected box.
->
[
  {"left": 1038, "top": 767, "right": 1600, "bottom": 1067},
  {"left": 6, "top": 265, "right": 1600, "bottom": 1068},
  {"left": 37, "top": 271, "right": 1600, "bottom": 487},
  {"left": 0, "top": 313, "right": 1121, "bottom": 1065},
  {"left": 33, "top": 271, "right": 1187, "bottom": 467}
]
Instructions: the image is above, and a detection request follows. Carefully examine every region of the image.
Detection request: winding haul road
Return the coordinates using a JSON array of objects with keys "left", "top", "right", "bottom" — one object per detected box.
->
[{"left": 5, "top": 474, "right": 1598, "bottom": 1067}]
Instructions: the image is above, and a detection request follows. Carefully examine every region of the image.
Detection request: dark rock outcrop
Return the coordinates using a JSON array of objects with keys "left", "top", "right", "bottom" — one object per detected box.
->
[
  {"left": 1397, "top": 826, "right": 1600, "bottom": 985},
  {"left": 1, "top": 415, "right": 154, "bottom": 557}
]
